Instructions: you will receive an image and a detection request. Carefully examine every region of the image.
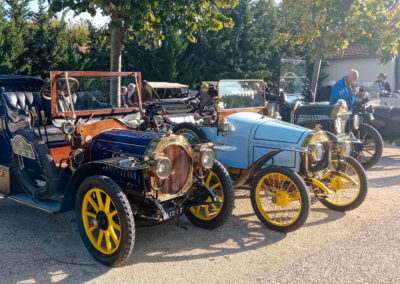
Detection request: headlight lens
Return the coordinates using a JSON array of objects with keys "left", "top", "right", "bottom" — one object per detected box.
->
[
  {"left": 62, "top": 121, "right": 75, "bottom": 135},
  {"left": 337, "top": 139, "right": 352, "bottom": 157},
  {"left": 308, "top": 143, "right": 324, "bottom": 162},
  {"left": 201, "top": 149, "right": 215, "bottom": 169},
  {"left": 353, "top": 115, "right": 360, "bottom": 130},
  {"left": 155, "top": 157, "right": 172, "bottom": 179},
  {"left": 334, "top": 118, "right": 342, "bottom": 134}
]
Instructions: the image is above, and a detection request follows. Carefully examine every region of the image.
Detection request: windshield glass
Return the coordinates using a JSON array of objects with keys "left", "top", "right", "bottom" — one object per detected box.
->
[
  {"left": 218, "top": 80, "right": 265, "bottom": 110},
  {"left": 52, "top": 72, "right": 141, "bottom": 117},
  {"left": 280, "top": 59, "right": 306, "bottom": 95},
  {"left": 360, "top": 81, "right": 380, "bottom": 101}
]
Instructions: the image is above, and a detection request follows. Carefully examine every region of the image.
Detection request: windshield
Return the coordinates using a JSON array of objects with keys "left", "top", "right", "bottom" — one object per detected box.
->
[
  {"left": 51, "top": 71, "right": 142, "bottom": 117},
  {"left": 360, "top": 81, "right": 380, "bottom": 101},
  {"left": 218, "top": 80, "right": 265, "bottom": 110},
  {"left": 280, "top": 59, "right": 306, "bottom": 95}
]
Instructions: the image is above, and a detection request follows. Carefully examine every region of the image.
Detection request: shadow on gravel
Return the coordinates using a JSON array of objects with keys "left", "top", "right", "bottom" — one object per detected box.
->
[
  {"left": 368, "top": 175, "right": 400, "bottom": 188},
  {"left": 304, "top": 207, "right": 345, "bottom": 228},
  {"left": 0, "top": 196, "right": 285, "bottom": 282}
]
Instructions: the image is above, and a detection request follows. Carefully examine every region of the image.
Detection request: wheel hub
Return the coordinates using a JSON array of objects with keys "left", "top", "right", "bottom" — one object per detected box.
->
[
  {"left": 330, "top": 177, "right": 345, "bottom": 192},
  {"left": 96, "top": 211, "right": 109, "bottom": 230},
  {"left": 272, "top": 191, "right": 290, "bottom": 207}
]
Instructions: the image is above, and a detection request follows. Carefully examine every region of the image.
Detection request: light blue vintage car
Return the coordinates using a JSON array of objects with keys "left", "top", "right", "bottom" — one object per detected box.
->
[{"left": 167, "top": 79, "right": 368, "bottom": 232}]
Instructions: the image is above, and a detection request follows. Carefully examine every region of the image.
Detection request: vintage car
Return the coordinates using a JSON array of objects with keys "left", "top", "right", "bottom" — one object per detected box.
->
[
  {"left": 268, "top": 59, "right": 383, "bottom": 169},
  {"left": 158, "top": 79, "right": 368, "bottom": 233},
  {"left": 0, "top": 71, "right": 234, "bottom": 266}
]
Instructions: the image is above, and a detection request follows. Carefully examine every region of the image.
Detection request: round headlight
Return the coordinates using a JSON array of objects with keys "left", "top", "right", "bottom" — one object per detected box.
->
[
  {"left": 154, "top": 115, "right": 164, "bottom": 127},
  {"left": 353, "top": 114, "right": 360, "bottom": 130},
  {"left": 201, "top": 149, "right": 215, "bottom": 169},
  {"left": 62, "top": 121, "right": 75, "bottom": 135},
  {"left": 308, "top": 143, "right": 324, "bottom": 162},
  {"left": 155, "top": 157, "right": 171, "bottom": 179},
  {"left": 334, "top": 118, "right": 342, "bottom": 134},
  {"left": 337, "top": 139, "right": 352, "bottom": 157}
]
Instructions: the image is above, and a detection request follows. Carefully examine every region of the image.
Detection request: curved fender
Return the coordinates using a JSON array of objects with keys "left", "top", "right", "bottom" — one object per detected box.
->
[
  {"left": 235, "top": 146, "right": 308, "bottom": 187},
  {"left": 60, "top": 157, "right": 148, "bottom": 212}
]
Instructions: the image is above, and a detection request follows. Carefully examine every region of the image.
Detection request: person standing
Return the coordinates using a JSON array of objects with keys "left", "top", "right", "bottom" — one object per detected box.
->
[
  {"left": 330, "top": 69, "right": 360, "bottom": 112},
  {"left": 376, "top": 73, "right": 391, "bottom": 93}
]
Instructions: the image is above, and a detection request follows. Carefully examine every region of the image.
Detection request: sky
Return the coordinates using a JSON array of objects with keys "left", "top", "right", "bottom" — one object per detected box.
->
[{"left": 28, "top": 2, "right": 109, "bottom": 27}]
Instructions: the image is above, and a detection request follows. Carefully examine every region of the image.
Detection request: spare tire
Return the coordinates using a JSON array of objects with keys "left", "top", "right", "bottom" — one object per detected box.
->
[{"left": 11, "top": 129, "right": 59, "bottom": 200}]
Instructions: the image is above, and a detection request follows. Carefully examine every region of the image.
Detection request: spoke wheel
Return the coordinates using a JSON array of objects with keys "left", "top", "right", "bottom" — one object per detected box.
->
[
  {"left": 352, "top": 123, "right": 383, "bottom": 169},
  {"left": 320, "top": 156, "right": 368, "bottom": 211},
  {"left": 185, "top": 160, "right": 234, "bottom": 229},
  {"left": 173, "top": 123, "right": 206, "bottom": 146},
  {"left": 250, "top": 166, "right": 310, "bottom": 233},
  {"left": 76, "top": 175, "right": 135, "bottom": 266}
]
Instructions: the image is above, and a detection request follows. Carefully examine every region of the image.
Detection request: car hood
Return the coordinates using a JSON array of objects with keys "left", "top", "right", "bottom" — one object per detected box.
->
[
  {"left": 91, "top": 129, "right": 160, "bottom": 161},
  {"left": 226, "top": 112, "right": 311, "bottom": 145}
]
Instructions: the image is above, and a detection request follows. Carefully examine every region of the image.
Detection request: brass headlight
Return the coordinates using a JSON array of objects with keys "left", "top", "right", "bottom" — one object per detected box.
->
[
  {"left": 155, "top": 157, "right": 171, "bottom": 179},
  {"left": 334, "top": 118, "right": 343, "bottom": 134},
  {"left": 201, "top": 149, "right": 215, "bottom": 169},
  {"left": 336, "top": 138, "right": 352, "bottom": 157},
  {"left": 308, "top": 142, "right": 324, "bottom": 162}
]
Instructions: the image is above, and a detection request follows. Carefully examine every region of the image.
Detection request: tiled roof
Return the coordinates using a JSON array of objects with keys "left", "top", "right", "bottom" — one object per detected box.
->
[{"left": 330, "top": 43, "right": 376, "bottom": 59}]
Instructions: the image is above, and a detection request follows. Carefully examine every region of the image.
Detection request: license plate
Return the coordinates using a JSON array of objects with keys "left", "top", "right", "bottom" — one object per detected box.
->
[{"left": 166, "top": 206, "right": 185, "bottom": 219}]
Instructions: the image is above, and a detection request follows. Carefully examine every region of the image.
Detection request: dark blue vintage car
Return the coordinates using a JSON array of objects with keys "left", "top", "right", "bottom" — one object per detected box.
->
[{"left": 0, "top": 71, "right": 234, "bottom": 266}]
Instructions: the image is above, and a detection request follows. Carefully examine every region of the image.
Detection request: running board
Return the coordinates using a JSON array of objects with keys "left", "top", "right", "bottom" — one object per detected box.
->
[{"left": 7, "top": 193, "right": 62, "bottom": 214}]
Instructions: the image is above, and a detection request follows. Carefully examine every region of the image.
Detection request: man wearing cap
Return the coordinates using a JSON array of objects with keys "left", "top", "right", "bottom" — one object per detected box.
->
[
  {"left": 330, "top": 69, "right": 360, "bottom": 112},
  {"left": 376, "top": 73, "right": 391, "bottom": 93}
]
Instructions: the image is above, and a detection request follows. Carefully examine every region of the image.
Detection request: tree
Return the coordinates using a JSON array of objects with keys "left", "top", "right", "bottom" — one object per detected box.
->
[
  {"left": 49, "top": 0, "right": 238, "bottom": 106},
  {"left": 279, "top": 0, "right": 400, "bottom": 100}
]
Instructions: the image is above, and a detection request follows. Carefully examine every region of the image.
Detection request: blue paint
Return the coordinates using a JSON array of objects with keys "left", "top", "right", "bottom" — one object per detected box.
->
[{"left": 91, "top": 129, "right": 161, "bottom": 160}]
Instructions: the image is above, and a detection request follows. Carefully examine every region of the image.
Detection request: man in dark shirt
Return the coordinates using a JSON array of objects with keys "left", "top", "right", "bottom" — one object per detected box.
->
[{"left": 376, "top": 73, "right": 391, "bottom": 93}]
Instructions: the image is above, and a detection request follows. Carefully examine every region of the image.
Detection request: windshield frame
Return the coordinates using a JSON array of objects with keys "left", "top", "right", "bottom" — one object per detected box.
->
[
  {"left": 50, "top": 71, "right": 142, "bottom": 118},
  {"left": 217, "top": 79, "right": 266, "bottom": 111}
]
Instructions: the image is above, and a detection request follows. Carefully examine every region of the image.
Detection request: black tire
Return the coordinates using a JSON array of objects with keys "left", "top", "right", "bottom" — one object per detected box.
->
[
  {"left": 351, "top": 123, "right": 383, "bottom": 169},
  {"left": 75, "top": 175, "right": 135, "bottom": 266},
  {"left": 250, "top": 166, "right": 311, "bottom": 233},
  {"left": 11, "top": 129, "right": 58, "bottom": 200},
  {"left": 173, "top": 122, "right": 206, "bottom": 145},
  {"left": 320, "top": 156, "right": 368, "bottom": 211},
  {"left": 185, "top": 160, "right": 235, "bottom": 229}
]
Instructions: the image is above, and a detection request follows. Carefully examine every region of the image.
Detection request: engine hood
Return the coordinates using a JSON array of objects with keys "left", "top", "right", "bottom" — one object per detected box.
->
[
  {"left": 91, "top": 129, "right": 160, "bottom": 161},
  {"left": 225, "top": 112, "right": 311, "bottom": 145}
]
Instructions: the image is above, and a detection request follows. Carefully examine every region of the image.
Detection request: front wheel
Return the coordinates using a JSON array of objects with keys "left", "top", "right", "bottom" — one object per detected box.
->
[
  {"left": 75, "top": 175, "right": 135, "bottom": 266},
  {"left": 351, "top": 123, "right": 383, "bottom": 169},
  {"left": 185, "top": 160, "right": 235, "bottom": 229},
  {"left": 250, "top": 166, "right": 311, "bottom": 233},
  {"left": 320, "top": 156, "right": 368, "bottom": 211}
]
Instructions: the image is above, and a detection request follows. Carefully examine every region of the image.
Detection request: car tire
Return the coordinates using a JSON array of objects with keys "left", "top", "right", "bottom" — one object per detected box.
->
[
  {"left": 352, "top": 123, "right": 383, "bottom": 169},
  {"left": 185, "top": 160, "right": 235, "bottom": 229},
  {"left": 320, "top": 156, "right": 368, "bottom": 211},
  {"left": 75, "top": 175, "right": 135, "bottom": 266},
  {"left": 250, "top": 166, "right": 311, "bottom": 233},
  {"left": 173, "top": 123, "right": 206, "bottom": 145}
]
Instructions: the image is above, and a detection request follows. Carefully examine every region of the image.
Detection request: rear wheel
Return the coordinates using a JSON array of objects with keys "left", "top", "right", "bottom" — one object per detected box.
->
[
  {"left": 351, "top": 123, "right": 383, "bottom": 169},
  {"left": 76, "top": 175, "right": 135, "bottom": 266},
  {"left": 320, "top": 156, "right": 368, "bottom": 211},
  {"left": 185, "top": 160, "right": 234, "bottom": 229},
  {"left": 250, "top": 166, "right": 310, "bottom": 233}
]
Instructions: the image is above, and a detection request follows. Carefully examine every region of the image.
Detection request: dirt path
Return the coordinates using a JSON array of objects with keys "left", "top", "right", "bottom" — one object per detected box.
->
[{"left": 0, "top": 144, "right": 399, "bottom": 283}]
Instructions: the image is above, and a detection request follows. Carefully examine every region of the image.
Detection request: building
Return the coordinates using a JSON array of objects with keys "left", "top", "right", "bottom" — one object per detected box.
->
[{"left": 322, "top": 43, "right": 399, "bottom": 89}]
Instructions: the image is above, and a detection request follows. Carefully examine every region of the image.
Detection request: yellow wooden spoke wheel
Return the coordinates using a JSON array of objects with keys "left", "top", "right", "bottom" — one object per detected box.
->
[
  {"left": 76, "top": 175, "right": 135, "bottom": 266},
  {"left": 250, "top": 166, "right": 310, "bottom": 233},
  {"left": 185, "top": 161, "right": 235, "bottom": 229},
  {"left": 320, "top": 156, "right": 368, "bottom": 211}
]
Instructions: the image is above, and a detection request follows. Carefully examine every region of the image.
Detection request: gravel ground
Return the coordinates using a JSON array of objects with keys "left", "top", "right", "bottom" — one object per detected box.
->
[{"left": 0, "top": 144, "right": 399, "bottom": 284}]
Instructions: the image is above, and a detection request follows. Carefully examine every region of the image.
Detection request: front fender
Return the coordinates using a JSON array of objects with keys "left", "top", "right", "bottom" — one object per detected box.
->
[{"left": 60, "top": 157, "right": 148, "bottom": 212}]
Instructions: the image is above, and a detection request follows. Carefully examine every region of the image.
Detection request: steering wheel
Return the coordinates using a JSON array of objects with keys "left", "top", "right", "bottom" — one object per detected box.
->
[
  {"left": 39, "top": 77, "right": 80, "bottom": 101},
  {"left": 198, "top": 98, "right": 217, "bottom": 116}
]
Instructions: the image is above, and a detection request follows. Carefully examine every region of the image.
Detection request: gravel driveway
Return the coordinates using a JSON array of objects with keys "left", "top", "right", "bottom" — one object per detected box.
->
[{"left": 0, "top": 144, "right": 399, "bottom": 284}]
